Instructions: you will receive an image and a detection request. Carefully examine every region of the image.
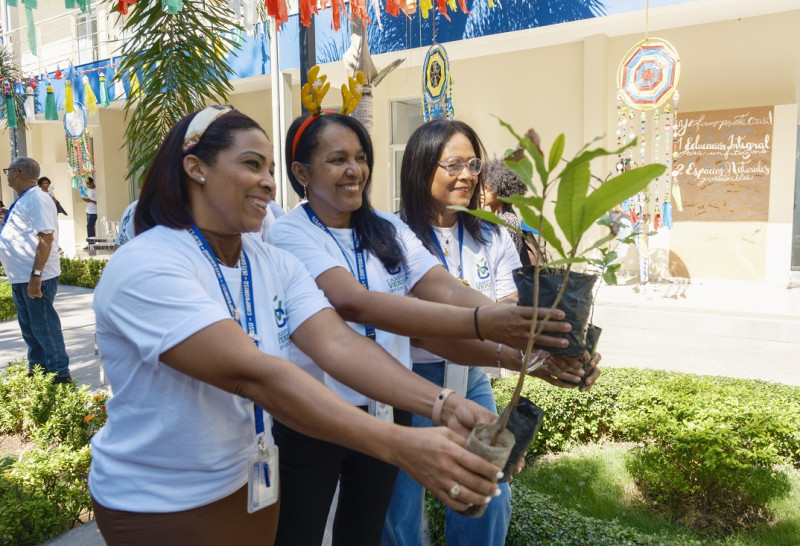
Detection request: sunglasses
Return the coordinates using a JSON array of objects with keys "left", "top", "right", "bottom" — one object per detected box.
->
[{"left": 437, "top": 157, "right": 483, "bottom": 177}]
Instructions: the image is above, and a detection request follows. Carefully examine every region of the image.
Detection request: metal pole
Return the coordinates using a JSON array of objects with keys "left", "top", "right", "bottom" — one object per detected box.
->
[
  {"left": 269, "top": 19, "right": 285, "bottom": 209},
  {"left": 299, "top": 18, "right": 315, "bottom": 113}
]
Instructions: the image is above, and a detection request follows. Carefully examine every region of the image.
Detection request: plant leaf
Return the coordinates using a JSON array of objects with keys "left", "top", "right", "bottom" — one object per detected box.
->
[
  {"left": 548, "top": 133, "right": 564, "bottom": 172},
  {"left": 497, "top": 117, "right": 548, "bottom": 185},
  {"left": 581, "top": 164, "right": 666, "bottom": 234},
  {"left": 503, "top": 194, "right": 543, "bottom": 213},
  {"left": 504, "top": 157, "right": 538, "bottom": 197},
  {"left": 449, "top": 206, "right": 521, "bottom": 235},
  {"left": 554, "top": 160, "right": 591, "bottom": 250}
]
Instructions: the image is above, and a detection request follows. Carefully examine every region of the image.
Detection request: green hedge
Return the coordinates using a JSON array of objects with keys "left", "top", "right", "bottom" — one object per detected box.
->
[
  {"left": 58, "top": 257, "right": 107, "bottom": 288},
  {"left": 0, "top": 363, "right": 109, "bottom": 545},
  {"left": 0, "top": 280, "right": 14, "bottom": 322},
  {"left": 425, "top": 489, "right": 703, "bottom": 546},
  {"left": 491, "top": 368, "right": 800, "bottom": 536}
]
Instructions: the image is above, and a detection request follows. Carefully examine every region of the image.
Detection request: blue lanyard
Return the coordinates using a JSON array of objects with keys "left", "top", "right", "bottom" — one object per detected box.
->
[
  {"left": 430, "top": 215, "right": 465, "bottom": 280},
  {"left": 5, "top": 185, "right": 36, "bottom": 223},
  {"left": 188, "top": 225, "right": 266, "bottom": 437},
  {"left": 302, "top": 204, "right": 376, "bottom": 340}
]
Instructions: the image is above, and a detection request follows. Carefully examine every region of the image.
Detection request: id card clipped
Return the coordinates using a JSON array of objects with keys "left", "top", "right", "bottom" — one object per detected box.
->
[
  {"left": 369, "top": 400, "right": 394, "bottom": 423},
  {"left": 247, "top": 433, "right": 279, "bottom": 513}
]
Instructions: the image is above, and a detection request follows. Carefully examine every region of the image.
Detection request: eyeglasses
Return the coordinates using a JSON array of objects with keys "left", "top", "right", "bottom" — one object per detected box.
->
[
  {"left": 437, "top": 157, "right": 483, "bottom": 177},
  {"left": 2, "top": 168, "right": 17, "bottom": 175}
]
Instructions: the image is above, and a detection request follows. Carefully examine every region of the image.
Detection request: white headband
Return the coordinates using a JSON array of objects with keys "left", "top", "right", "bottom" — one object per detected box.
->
[{"left": 182, "top": 105, "right": 234, "bottom": 154}]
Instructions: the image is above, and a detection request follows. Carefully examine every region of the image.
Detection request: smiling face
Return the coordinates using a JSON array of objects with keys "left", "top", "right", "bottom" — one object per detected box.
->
[
  {"left": 429, "top": 132, "right": 479, "bottom": 227},
  {"left": 184, "top": 128, "right": 275, "bottom": 234},
  {"left": 294, "top": 123, "right": 369, "bottom": 228}
]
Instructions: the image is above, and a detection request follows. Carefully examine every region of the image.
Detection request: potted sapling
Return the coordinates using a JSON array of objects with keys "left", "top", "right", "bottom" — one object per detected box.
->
[{"left": 453, "top": 121, "right": 665, "bottom": 505}]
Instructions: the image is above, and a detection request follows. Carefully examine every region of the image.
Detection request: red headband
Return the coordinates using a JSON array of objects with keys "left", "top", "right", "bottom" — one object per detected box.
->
[{"left": 291, "top": 110, "right": 337, "bottom": 162}]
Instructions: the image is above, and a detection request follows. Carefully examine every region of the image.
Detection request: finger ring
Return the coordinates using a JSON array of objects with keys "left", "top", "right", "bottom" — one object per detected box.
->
[{"left": 448, "top": 482, "right": 462, "bottom": 499}]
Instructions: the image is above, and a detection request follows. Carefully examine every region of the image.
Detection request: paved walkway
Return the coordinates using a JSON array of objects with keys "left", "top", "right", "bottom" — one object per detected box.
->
[{"left": 1, "top": 276, "right": 799, "bottom": 544}]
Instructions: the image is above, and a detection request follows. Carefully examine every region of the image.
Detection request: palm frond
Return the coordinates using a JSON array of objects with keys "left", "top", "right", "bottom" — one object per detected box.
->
[{"left": 117, "top": 0, "right": 242, "bottom": 186}]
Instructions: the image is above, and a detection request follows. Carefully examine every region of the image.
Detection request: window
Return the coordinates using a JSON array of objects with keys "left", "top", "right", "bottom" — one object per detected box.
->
[
  {"left": 389, "top": 99, "right": 424, "bottom": 212},
  {"left": 76, "top": 13, "right": 98, "bottom": 65}
]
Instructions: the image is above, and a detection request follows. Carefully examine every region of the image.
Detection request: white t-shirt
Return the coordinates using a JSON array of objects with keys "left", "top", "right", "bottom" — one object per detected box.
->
[
  {"left": 411, "top": 222, "right": 521, "bottom": 364},
  {"left": 114, "top": 200, "right": 138, "bottom": 247},
  {"left": 268, "top": 206, "right": 439, "bottom": 406},
  {"left": 89, "top": 225, "right": 331, "bottom": 512},
  {"left": 86, "top": 187, "right": 97, "bottom": 214},
  {"left": 0, "top": 186, "right": 60, "bottom": 283},
  {"left": 255, "top": 203, "right": 277, "bottom": 242}
]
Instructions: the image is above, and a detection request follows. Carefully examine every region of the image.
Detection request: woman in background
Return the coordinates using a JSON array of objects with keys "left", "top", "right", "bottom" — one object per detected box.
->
[{"left": 384, "top": 119, "right": 601, "bottom": 546}]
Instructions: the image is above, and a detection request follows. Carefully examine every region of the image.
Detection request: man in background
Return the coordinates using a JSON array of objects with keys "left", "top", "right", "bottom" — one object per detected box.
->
[
  {"left": 0, "top": 157, "right": 71, "bottom": 383},
  {"left": 83, "top": 176, "right": 98, "bottom": 246}
]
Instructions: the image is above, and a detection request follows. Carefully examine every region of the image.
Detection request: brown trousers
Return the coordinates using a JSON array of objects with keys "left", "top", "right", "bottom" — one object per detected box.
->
[{"left": 92, "top": 484, "right": 279, "bottom": 546}]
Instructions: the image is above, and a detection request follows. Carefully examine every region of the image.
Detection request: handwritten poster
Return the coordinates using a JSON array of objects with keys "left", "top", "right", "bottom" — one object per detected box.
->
[{"left": 672, "top": 106, "right": 773, "bottom": 221}]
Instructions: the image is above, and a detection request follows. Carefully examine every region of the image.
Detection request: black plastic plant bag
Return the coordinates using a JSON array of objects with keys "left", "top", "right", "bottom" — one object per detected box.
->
[
  {"left": 498, "top": 397, "right": 545, "bottom": 482},
  {"left": 512, "top": 265, "right": 598, "bottom": 356}
]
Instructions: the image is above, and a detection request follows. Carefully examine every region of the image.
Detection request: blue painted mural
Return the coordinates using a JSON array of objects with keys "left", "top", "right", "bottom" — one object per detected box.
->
[{"left": 8, "top": 0, "right": 694, "bottom": 118}]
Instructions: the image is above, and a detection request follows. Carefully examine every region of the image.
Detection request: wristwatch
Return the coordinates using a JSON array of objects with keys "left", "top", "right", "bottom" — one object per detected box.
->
[{"left": 31, "top": 269, "right": 42, "bottom": 277}]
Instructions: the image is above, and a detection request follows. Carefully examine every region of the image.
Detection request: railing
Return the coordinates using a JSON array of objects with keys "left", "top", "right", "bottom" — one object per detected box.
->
[{"left": 0, "top": 2, "right": 124, "bottom": 79}]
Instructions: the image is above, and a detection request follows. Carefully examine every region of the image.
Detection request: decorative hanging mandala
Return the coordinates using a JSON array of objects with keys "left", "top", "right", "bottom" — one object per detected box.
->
[
  {"left": 617, "top": 37, "right": 681, "bottom": 111},
  {"left": 422, "top": 44, "right": 454, "bottom": 122},
  {"left": 64, "top": 102, "right": 87, "bottom": 138}
]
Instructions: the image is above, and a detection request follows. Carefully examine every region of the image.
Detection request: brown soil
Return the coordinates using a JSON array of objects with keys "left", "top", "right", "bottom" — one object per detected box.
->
[{"left": 0, "top": 432, "right": 32, "bottom": 457}]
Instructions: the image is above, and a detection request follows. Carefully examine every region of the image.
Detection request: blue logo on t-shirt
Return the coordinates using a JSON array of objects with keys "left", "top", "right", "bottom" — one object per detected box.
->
[
  {"left": 273, "top": 295, "right": 287, "bottom": 328},
  {"left": 476, "top": 258, "right": 490, "bottom": 280}
]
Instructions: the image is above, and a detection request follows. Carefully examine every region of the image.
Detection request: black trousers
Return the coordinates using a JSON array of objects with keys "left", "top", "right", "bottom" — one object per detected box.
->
[{"left": 272, "top": 407, "right": 411, "bottom": 546}]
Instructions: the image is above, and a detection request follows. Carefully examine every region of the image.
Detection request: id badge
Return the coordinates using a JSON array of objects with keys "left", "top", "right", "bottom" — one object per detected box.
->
[
  {"left": 369, "top": 400, "right": 394, "bottom": 423},
  {"left": 444, "top": 362, "right": 468, "bottom": 398},
  {"left": 247, "top": 437, "right": 279, "bottom": 513}
]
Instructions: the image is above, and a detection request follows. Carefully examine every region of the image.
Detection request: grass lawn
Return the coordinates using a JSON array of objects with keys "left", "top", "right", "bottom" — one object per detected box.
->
[{"left": 521, "top": 442, "right": 800, "bottom": 545}]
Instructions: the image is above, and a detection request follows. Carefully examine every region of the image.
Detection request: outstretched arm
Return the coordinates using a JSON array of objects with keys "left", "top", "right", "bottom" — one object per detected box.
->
[
  {"left": 161, "top": 317, "right": 502, "bottom": 511},
  {"left": 315, "top": 265, "right": 569, "bottom": 351}
]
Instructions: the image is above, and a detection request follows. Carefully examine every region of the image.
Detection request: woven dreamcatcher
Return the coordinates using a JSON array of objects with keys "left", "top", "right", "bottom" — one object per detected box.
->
[
  {"left": 616, "top": 35, "right": 681, "bottom": 231},
  {"left": 422, "top": 43, "right": 454, "bottom": 122},
  {"left": 64, "top": 102, "right": 95, "bottom": 193}
]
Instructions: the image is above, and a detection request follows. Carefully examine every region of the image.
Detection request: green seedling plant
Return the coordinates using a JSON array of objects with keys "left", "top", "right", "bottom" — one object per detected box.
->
[{"left": 454, "top": 120, "right": 665, "bottom": 442}]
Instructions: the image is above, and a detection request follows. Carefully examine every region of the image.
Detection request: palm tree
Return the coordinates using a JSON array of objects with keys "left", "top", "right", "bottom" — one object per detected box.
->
[
  {"left": 115, "top": 0, "right": 241, "bottom": 185},
  {"left": 0, "top": 46, "right": 27, "bottom": 133}
]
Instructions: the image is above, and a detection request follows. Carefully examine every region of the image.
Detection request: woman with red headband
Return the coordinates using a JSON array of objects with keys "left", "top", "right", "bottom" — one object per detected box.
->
[
  {"left": 88, "top": 107, "right": 506, "bottom": 545},
  {"left": 267, "top": 111, "right": 578, "bottom": 545}
]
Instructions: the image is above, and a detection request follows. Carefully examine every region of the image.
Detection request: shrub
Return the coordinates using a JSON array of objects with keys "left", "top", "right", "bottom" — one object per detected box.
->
[
  {"left": 424, "top": 489, "right": 703, "bottom": 545},
  {"left": 0, "top": 280, "right": 15, "bottom": 322},
  {"left": 617, "top": 373, "right": 800, "bottom": 535},
  {"left": 0, "top": 363, "right": 108, "bottom": 545},
  {"left": 491, "top": 368, "right": 648, "bottom": 455},
  {"left": 58, "top": 257, "right": 107, "bottom": 288}
]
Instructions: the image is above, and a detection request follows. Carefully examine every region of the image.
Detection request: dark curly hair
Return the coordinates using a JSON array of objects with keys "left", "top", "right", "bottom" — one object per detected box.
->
[{"left": 483, "top": 158, "right": 527, "bottom": 199}]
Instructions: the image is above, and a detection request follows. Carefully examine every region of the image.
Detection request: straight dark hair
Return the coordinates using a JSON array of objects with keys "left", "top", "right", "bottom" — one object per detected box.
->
[
  {"left": 135, "top": 110, "right": 265, "bottom": 235},
  {"left": 286, "top": 113, "right": 404, "bottom": 272},
  {"left": 399, "top": 119, "right": 493, "bottom": 255}
]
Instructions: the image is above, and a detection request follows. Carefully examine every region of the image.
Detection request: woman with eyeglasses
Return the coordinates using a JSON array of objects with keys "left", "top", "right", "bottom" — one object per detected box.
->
[
  {"left": 383, "top": 119, "right": 601, "bottom": 546},
  {"left": 267, "top": 112, "right": 576, "bottom": 545}
]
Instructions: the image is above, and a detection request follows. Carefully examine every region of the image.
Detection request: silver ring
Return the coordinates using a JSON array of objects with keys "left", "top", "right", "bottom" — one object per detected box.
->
[{"left": 448, "top": 482, "right": 461, "bottom": 499}]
